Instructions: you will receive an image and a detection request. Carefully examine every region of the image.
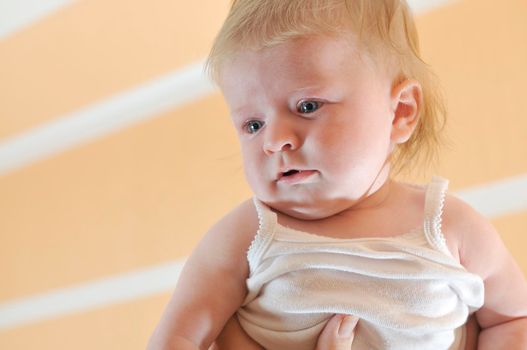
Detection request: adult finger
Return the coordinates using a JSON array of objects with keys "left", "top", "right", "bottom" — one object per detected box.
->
[{"left": 315, "top": 314, "right": 359, "bottom": 350}]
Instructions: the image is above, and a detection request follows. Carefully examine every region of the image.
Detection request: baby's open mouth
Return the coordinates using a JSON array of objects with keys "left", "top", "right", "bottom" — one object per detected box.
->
[
  {"left": 277, "top": 169, "right": 318, "bottom": 183},
  {"left": 282, "top": 170, "right": 300, "bottom": 177}
]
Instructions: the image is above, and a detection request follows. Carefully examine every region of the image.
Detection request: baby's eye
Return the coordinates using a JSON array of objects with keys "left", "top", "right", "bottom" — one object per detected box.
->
[
  {"left": 297, "top": 100, "right": 323, "bottom": 114},
  {"left": 244, "top": 120, "right": 265, "bottom": 134}
]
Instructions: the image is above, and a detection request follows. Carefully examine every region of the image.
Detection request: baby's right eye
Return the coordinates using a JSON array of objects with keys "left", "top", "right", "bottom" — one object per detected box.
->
[{"left": 244, "top": 120, "right": 264, "bottom": 134}]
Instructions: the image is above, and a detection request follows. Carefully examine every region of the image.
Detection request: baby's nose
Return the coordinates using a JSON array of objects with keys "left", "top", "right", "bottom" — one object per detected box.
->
[{"left": 262, "top": 121, "right": 300, "bottom": 155}]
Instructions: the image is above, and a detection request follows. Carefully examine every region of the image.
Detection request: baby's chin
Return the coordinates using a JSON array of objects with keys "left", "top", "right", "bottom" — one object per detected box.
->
[{"left": 259, "top": 197, "right": 350, "bottom": 221}]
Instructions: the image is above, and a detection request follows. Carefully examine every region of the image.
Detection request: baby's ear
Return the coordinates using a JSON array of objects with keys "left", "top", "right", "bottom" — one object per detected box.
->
[{"left": 390, "top": 79, "right": 422, "bottom": 145}]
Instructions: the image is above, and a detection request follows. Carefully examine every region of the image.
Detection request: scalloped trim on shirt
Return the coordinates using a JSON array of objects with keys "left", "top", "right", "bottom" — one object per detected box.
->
[
  {"left": 423, "top": 175, "right": 452, "bottom": 257},
  {"left": 247, "top": 197, "right": 277, "bottom": 273}
]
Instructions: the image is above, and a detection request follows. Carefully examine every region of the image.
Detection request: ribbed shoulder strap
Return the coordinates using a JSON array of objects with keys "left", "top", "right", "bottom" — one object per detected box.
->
[
  {"left": 247, "top": 198, "right": 277, "bottom": 272},
  {"left": 423, "top": 176, "right": 452, "bottom": 257}
]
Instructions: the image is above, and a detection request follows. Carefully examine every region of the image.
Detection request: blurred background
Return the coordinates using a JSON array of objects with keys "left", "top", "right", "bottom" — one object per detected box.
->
[{"left": 0, "top": 0, "right": 526, "bottom": 349}]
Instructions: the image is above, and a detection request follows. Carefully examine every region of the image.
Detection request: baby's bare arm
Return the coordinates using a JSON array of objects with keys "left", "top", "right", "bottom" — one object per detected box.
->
[
  {"left": 444, "top": 195, "right": 527, "bottom": 349},
  {"left": 147, "top": 199, "right": 259, "bottom": 350}
]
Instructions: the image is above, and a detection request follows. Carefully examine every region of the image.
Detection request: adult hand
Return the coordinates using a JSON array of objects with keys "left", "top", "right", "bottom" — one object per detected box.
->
[{"left": 315, "top": 314, "right": 359, "bottom": 350}]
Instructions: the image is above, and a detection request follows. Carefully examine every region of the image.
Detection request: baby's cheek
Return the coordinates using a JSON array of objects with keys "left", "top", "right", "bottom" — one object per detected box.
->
[
  {"left": 241, "top": 148, "right": 258, "bottom": 170},
  {"left": 242, "top": 158, "right": 265, "bottom": 189}
]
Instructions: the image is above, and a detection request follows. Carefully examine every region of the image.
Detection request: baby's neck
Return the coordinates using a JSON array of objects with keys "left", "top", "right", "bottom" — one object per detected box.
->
[
  {"left": 271, "top": 180, "right": 426, "bottom": 240},
  {"left": 347, "top": 177, "right": 394, "bottom": 212}
]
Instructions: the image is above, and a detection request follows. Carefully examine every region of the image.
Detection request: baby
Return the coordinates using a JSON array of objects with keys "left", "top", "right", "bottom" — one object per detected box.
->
[{"left": 148, "top": 0, "right": 527, "bottom": 349}]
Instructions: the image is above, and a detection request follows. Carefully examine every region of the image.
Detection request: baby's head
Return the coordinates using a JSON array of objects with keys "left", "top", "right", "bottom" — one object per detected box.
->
[{"left": 206, "top": 0, "right": 447, "bottom": 218}]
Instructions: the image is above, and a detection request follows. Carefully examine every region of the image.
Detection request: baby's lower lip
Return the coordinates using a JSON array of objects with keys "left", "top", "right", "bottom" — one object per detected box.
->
[{"left": 277, "top": 170, "right": 318, "bottom": 184}]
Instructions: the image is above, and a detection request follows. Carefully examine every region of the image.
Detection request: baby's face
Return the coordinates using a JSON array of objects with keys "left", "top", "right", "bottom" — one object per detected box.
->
[{"left": 219, "top": 35, "right": 398, "bottom": 220}]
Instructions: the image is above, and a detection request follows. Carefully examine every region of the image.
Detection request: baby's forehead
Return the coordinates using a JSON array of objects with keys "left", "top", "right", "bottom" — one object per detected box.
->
[
  {"left": 238, "top": 35, "right": 361, "bottom": 60},
  {"left": 221, "top": 35, "right": 378, "bottom": 80}
]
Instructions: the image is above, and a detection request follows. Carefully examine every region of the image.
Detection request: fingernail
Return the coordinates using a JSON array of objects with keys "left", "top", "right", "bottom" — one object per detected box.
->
[{"left": 338, "top": 315, "right": 359, "bottom": 338}]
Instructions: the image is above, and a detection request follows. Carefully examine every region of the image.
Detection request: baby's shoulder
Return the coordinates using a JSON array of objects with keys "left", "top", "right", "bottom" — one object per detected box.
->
[
  {"left": 396, "top": 181, "right": 469, "bottom": 261},
  {"left": 439, "top": 192, "right": 498, "bottom": 266},
  {"left": 400, "top": 181, "right": 499, "bottom": 266},
  {"left": 188, "top": 198, "right": 260, "bottom": 283},
  {"left": 207, "top": 198, "right": 260, "bottom": 251}
]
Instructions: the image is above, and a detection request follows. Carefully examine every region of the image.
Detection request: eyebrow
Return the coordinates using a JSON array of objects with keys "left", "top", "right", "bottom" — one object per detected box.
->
[
  {"left": 290, "top": 85, "right": 323, "bottom": 93},
  {"left": 231, "top": 106, "right": 250, "bottom": 117},
  {"left": 230, "top": 107, "right": 258, "bottom": 121}
]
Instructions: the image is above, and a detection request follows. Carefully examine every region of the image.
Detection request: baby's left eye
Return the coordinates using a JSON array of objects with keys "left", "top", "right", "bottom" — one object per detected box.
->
[{"left": 297, "top": 100, "right": 323, "bottom": 114}]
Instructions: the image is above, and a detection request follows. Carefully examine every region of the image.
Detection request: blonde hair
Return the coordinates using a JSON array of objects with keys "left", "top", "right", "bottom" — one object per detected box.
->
[{"left": 206, "top": 0, "right": 447, "bottom": 177}]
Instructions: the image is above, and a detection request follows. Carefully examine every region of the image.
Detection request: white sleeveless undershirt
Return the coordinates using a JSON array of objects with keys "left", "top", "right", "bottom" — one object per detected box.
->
[{"left": 237, "top": 176, "right": 485, "bottom": 350}]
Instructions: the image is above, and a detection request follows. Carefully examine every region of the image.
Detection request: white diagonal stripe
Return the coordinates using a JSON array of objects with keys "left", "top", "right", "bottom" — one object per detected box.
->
[
  {"left": 0, "top": 259, "right": 186, "bottom": 330},
  {"left": 0, "top": 61, "right": 215, "bottom": 176},
  {"left": 0, "top": 0, "right": 76, "bottom": 39},
  {"left": 0, "top": 174, "right": 526, "bottom": 330},
  {"left": 455, "top": 173, "right": 527, "bottom": 218},
  {"left": 407, "top": 0, "right": 457, "bottom": 14}
]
